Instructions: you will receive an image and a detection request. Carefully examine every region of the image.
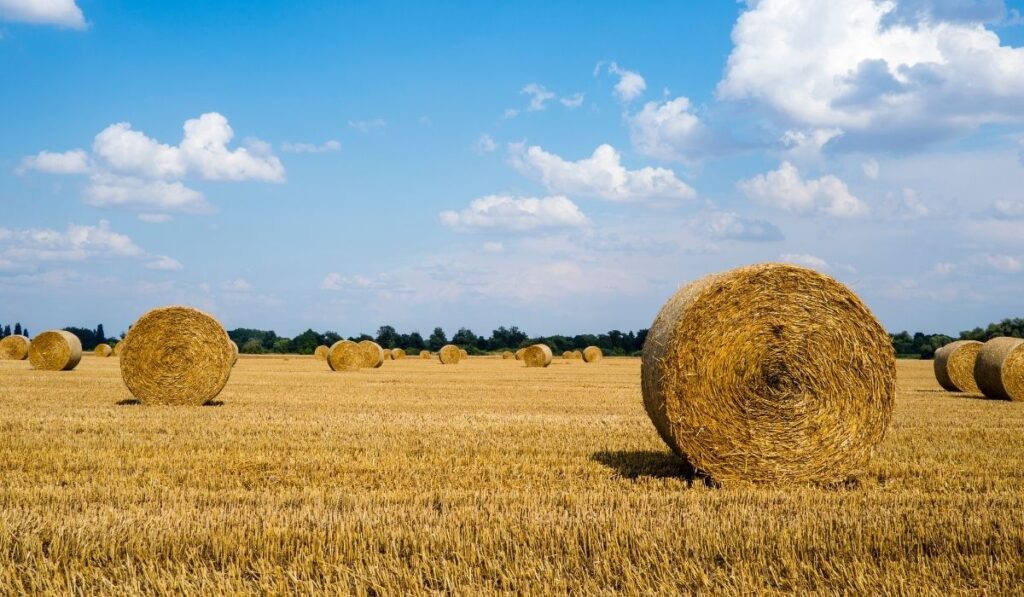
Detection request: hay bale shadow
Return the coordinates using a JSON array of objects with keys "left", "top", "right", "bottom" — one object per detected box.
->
[
  {"left": 115, "top": 399, "right": 141, "bottom": 406},
  {"left": 591, "top": 450, "right": 711, "bottom": 486},
  {"left": 203, "top": 400, "right": 225, "bottom": 407}
]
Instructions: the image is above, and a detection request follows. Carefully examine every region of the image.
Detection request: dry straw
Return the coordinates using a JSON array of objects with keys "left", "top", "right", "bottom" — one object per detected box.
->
[
  {"left": 522, "top": 344, "right": 553, "bottom": 368},
  {"left": 439, "top": 344, "right": 462, "bottom": 365},
  {"left": 419, "top": 350, "right": 431, "bottom": 360},
  {"left": 642, "top": 263, "right": 896, "bottom": 485},
  {"left": 974, "top": 337, "right": 1024, "bottom": 401},
  {"left": 383, "top": 348, "right": 393, "bottom": 360},
  {"left": 514, "top": 349, "right": 525, "bottom": 361},
  {"left": 94, "top": 343, "right": 113, "bottom": 358},
  {"left": 358, "top": 340, "right": 385, "bottom": 369},
  {"left": 29, "top": 330, "right": 82, "bottom": 371},
  {"left": 583, "top": 346, "right": 603, "bottom": 363},
  {"left": 314, "top": 345, "right": 329, "bottom": 361},
  {"left": 502, "top": 351, "right": 514, "bottom": 360},
  {"left": 120, "top": 306, "right": 233, "bottom": 405},
  {"left": 0, "top": 335, "right": 30, "bottom": 360},
  {"left": 328, "top": 340, "right": 362, "bottom": 371},
  {"left": 933, "top": 340, "right": 982, "bottom": 393},
  {"left": 459, "top": 348, "right": 469, "bottom": 360},
  {"left": 392, "top": 348, "right": 407, "bottom": 360}
]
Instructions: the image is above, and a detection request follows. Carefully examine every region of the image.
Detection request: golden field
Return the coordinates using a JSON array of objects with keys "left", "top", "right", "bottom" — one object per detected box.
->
[{"left": 1, "top": 356, "right": 1023, "bottom": 594}]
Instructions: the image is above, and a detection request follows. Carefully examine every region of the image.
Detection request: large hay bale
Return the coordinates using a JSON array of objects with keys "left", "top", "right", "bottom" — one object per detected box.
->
[
  {"left": 583, "top": 346, "right": 603, "bottom": 363},
  {"left": 419, "top": 350, "right": 431, "bottom": 360},
  {"left": 933, "top": 340, "right": 982, "bottom": 393},
  {"left": 974, "top": 337, "right": 1024, "bottom": 401},
  {"left": 230, "top": 340, "right": 239, "bottom": 366},
  {"left": 439, "top": 344, "right": 462, "bottom": 365},
  {"left": 642, "top": 263, "right": 895, "bottom": 484},
  {"left": 328, "top": 340, "right": 361, "bottom": 371},
  {"left": 94, "top": 343, "right": 113, "bottom": 358},
  {"left": 459, "top": 348, "right": 469, "bottom": 360},
  {"left": 502, "top": 351, "right": 514, "bottom": 359},
  {"left": 522, "top": 344, "right": 553, "bottom": 368},
  {"left": 0, "top": 335, "right": 30, "bottom": 360},
  {"left": 314, "top": 345, "right": 329, "bottom": 361},
  {"left": 119, "top": 306, "right": 233, "bottom": 405},
  {"left": 29, "top": 330, "right": 82, "bottom": 371},
  {"left": 392, "top": 348, "right": 407, "bottom": 360},
  {"left": 358, "top": 340, "right": 385, "bottom": 369}
]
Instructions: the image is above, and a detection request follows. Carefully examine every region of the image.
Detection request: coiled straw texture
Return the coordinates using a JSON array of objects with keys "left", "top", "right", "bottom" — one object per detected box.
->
[
  {"left": 933, "top": 340, "right": 982, "bottom": 393},
  {"left": 974, "top": 337, "right": 1024, "bottom": 401},
  {"left": 0, "top": 335, "right": 30, "bottom": 360},
  {"left": 29, "top": 331, "right": 82, "bottom": 371}
]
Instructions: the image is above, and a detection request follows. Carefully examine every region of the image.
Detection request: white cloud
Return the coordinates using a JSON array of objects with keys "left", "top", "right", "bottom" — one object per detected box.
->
[
  {"left": 222, "top": 278, "right": 253, "bottom": 292},
  {"left": 780, "top": 128, "right": 843, "bottom": 164},
  {"left": 628, "top": 97, "right": 704, "bottom": 162},
  {"left": 779, "top": 253, "right": 830, "bottom": 270},
  {"left": 320, "top": 273, "right": 343, "bottom": 291},
  {"left": 0, "top": 220, "right": 144, "bottom": 265},
  {"left": 84, "top": 174, "right": 211, "bottom": 213},
  {"left": 146, "top": 256, "right": 183, "bottom": 271},
  {"left": 973, "top": 253, "right": 1023, "bottom": 273},
  {"left": 440, "top": 195, "right": 589, "bottom": 231},
  {"left": 703, "top": 211, "right": 784, "bottom": 242},
  {"left": 737, "top": 161, "right": 869, "bottom": 218},
  {"left": 280, "top": 140, "right": 341, "bottom": 154},
  {"left": 348, "top": 119, "right": 386, "bottom": 132},
  {"left": 862, "top": 158, "right": 881, "bottom": 180},
  {"left": 521, "top": 83, "right": 556, "bottom": 111},
  {"left": 605, "top": 62, "right": 646, "bottom": 103},
  {"left": 932, "top": 262, "right": 955, "bottom": 276},
  {"left": 994, "top": 199, "right": 1024, "bottom": 217},
  {"left": 482, "top": 241, "right": 504, "bottom": 253},
  {"left": 473, "top": 133, "right": 497, "bottom": 154},
  {"left": 137, "top": 213, "right": 172, "bottom": 224},
  {"left": 0, "top": 0, "right": 85, "bottom": 29},
  {"left": 508, "top": 142, "right": 696, "bottom": 202},
  {"left": 502, "top": 108, "right": 520, "bottom": 120},
  {"left": 560, "top": 92, "right": 585, "bottom": 109},
  {"left": 320, "top": 273, "right": 395, "bottom": 292},
  {"left": 17, "top": 149, "right": 89, "bottom": 174}
]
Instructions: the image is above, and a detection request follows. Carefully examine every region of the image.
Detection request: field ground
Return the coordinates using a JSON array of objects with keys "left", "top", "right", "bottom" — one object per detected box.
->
[{"left": 1, "top": 356, "right": 1023, "bottom": 594}]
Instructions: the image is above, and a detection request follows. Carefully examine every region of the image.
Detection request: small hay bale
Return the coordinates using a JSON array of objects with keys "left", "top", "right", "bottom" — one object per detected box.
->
[
  {"left": 563, "top": 350, "right": 573, "bottom": 359},
  {"left": 113, "top": 342, "right": 123, "bottom": 356},
  {"left": 642, "top": 263, "right": 896, "bottom": 485},
  {"left": 420, "top": 350, "right": 431, "bottom": 359},
  {"left": 522, "top": 344, "right": 553, "bottom": 368},
  {"left": 459, "top": 348, "right": 469, "bottom": 360},
  {"left": 94, "top": 343, "right": 113, "bottom": 358},
  {"left": 0, "top": 335, "right": 30, "bottom": 360},
  {"left": 119, "top": 306, "right": 233, "bottom": 405},
  {"left": 514, "top": 349, "right": 525, "bottom": 361},
  {"left": 974, "top": 337, "right": 1024, "bottom": 401},
  {"left": 933, "top": 340, "right": 982, "bottom": 393},
  {"left": 572, "top": 350, "right": 583, "bottom": 359},
  {"left": 314, "top": 345, "right": 329, "bottom": 361},
  {"left": 358, "top": 340, "right": 385, "bottom": 369},
  {"left": 392, "top": 348, "right": 407, "bottom": 360},
  {"left": 439, "top": 344, "right": 462, "bottom": 365},
  {"left": 230, "top": 340, "right": 239, "bottom": 366},
  {"left": 383, "top": 348, "right": 393, "bottom": 360},
  {"left": 502, "top": 351, "right": 514, "bottom": 359},
  {"left": 328, "top": 340, "right": 361, "bottom": 371},
  {"left": 583, "top": 346, "right": 603, "bottom": 363},
  {"left": 29, "top": 330, "right": 82, "bottom": 371}
]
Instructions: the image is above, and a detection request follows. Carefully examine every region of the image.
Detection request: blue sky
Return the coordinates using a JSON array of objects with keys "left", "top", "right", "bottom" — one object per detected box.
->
[{"left": 2, "top": 0, "right": 1024, "bottom": 338}]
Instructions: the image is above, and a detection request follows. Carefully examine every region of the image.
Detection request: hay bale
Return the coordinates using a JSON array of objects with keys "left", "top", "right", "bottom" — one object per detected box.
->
[
  {"left": 562, "top": 350, "right": 573, "bottom": 359},
  {"left": 419, "top": 350, "right": 431, "bottom": 359},
  {"left": 572, "top": 350, "right": 583, "bottom": 359},
  {"left": 0, "top": 335, "right": 30, "bottom": 360},
  {"left": 642, "top": 263, "right": 896, "bottom": 485},
  {"left": 439, "top": 344, "right": 462, "bottom": 365},
  {"left": 119, "top": 306, "right": 233, "bottom": 405},
  {"left": 514, "top": 349, "right": 525, "bottom": 361},
  {"left": 392, "top": 348, "right": 407, "bottom": 360},
  {"left": 583, "top": 346, "right": 603, "bottom": 363},
  {"left": 459, "top": 348, "right": 469, "bottom": 360},
  {"left": 113, "top": 341, "right": 123, "bottom": 357},
  {"left": 933, "top": 340, "right": 982, "bottom": 393},
  {"left": 230, "top": 340, "right": 239, "bottom": 366},
  {"left": 502, "top": 351, "right": 514, "bottom": 359},
  {"left": 29, "top": 330, "right": 82, "bottom": 371},
  {"left": 974, "top": 337, "right": 1024, "bottom": 401},
  {"left": 94, "top": 343, "right": 113, "bottom": 358},
  {"left": 327, "top": 340, "right": 361, "bottom": 371},
  {"left": 314, "top": 345, "right": 329, "bottom": 361},
  {"left": 358, "top": 340, "right": 385, "bottom": 369},
  {"left": 383, "top": 348, "right": 393, "bottom": 360},
  {"left": 522, "top": 344, "right": 553, "bottom": 368}
]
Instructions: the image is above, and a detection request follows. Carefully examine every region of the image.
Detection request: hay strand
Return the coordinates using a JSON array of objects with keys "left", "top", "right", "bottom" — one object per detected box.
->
[
  {"left": 522, "top": 344, "right": 553, "bottom": 368},
  {"left": 328, "top": 340, "right": 361, "bottom": 372},
  {"left": 94, "top": 343, "right": 113, "bottom": 358},
  {"left": 974, "top": 337, "right": 1024, "bottom": 401},
  {"left": 314, "top": 345, "right": 329, "bottom": 361},
  {"left": 583, "top": 346, "right": 603, "bottom": 363},
  {"left": 358, "top": 340, "right": 385, "bottom": 369},
  {"left": 29, "top": 330, "right": 82, "bottom": 371},
  {"left": 933, "top": 340, "right": 982, "bottom": 393},
  {"left": 0, "top": 335, "right": 30, "bottom": 360},
  {"left": 439, "top": 344, "right": 462, "bottom": 365}
]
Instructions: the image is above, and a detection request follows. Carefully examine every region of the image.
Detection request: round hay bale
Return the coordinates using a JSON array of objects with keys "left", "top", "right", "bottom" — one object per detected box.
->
[
  {"left": 419, "top": 350, "right": 431, "bottom": 359},
  {"left": 29, "top": 330, "right": 82, "bottom": 371},
  {"left": 383, "top": 348, "right": 393, "bottom": 360},
  {"left": 94, "top": 343, "right": 113, "bottom": 358},
  {"left": 933, "top": 340, "right": 983, "bottom": 393},
  {"left": 327, "top": 340, "right": 361, "bottom": 371},
  {"left": 358, "top": 340, "right": 385, "bottom": 369},
  {"left": 459, "top": 348, "right": 469, "bottom": 360},
  {"left": 974, "top": 337, "right": 1024, "bottom": 401},
  {"left": 113, "top": 341, "right": 123, "bottom": 356},
  {"left": 230, "top": 340, "right": 239, "bottom": 366},
  {"left": 502, "top": 351, "right": 514, "bottom": 359},
  {"left": 0, "top": 335, "right": 30, "bottom": 360},
  {"left": 572, "top": 350, "right": 583, "bottom": 360},
  {"left": 514, "top": 349, "right": 525, "bottom": 361},
  {"left": 641, "top": 263, "right": 896, "bottom": 485},
  {"left": 583, "top": 346, "right": 603, "bottom": 363},
  {"left": 119, "top": 306, "right": 233, "bottom": 405},
  {"left": 522, "top": 344, "right": 553, "bottom": 368},
  {"left": 314, "top": 345, "right": 329, "bottom": 361},
  {"left": 439, "top": 344, "right": 462, "bottom": 365},
  {"left": 392, "top": 348, "right": 407, "bottom": 360},
  {"left": 562, "top": 350, "right": 573, "bottom": 359}
]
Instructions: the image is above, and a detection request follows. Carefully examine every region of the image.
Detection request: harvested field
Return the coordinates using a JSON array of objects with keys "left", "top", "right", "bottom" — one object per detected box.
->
[{"left": 0, "top": 357, "right": 1022, "bottom": 593}]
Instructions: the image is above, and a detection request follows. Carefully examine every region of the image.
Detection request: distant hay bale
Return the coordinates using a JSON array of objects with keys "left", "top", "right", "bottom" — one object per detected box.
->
[
  {"left": 420, "top": 350, "right": 431, "bottom": 359},
  {"left": 119, "top": 306, "right": 233, "bottom": 405},
  {"left": 502, "top": 351, "right": 514, "bottom": 359},
  {"left": 231, "top": 340, "right": 239, "bottom": 366},
  {"left": 358, "top": 340, "right": 385, "bottom": 369},
  {"left": 572, "top": 350, "right": 583, "bottom": 360},
  {"left": 514, "top": 349, "right": 525, "bottom": 361},
  {"left": 328, "top": 340, "right": 361, "bottom": 371},
  {"left": 113, "top": 342, "right": 123, "bottom": 356},
  {"left": 642, "top": 263, "right": 896, "bottom": 484},
  {"left": 583, "top": 346, "right": 603, "bottom": 363},
  {"left": 439, "top": 344, "right": 462, "bottom": 365},
  {"left": 383, "top": 348, "right": 393, "bottom": 360},
  {"left": 459, "top": 348, "right": 469, "bottom": 360},
  {"left": 29, "top": 330, "right": 82, "bottom": 371},
  {"left": 933, "top": 340, "right": 982, "bottom": 393},
  {"left": 0, "top": 335, "right": 30, "bottom": 360},
  {"left": 94, "top": 343, "right": 113, "bottom": 358},
  {"left": 562, "top": 350, "right": 573, "bottom": 359},
  {"left": 974, "top": 337, "right": 1024, "bottom": 401},
  {"left": 522, "top": 344, "right": 553, "bottom": 368},
  {"left": 314, "top": 345, "right": 329, "bottom": 361},
  {"left": 392, "top": 348, "right": 406, "bottom": 360}
]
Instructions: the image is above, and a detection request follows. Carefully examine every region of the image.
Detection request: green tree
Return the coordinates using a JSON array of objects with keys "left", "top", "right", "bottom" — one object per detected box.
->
[
  {"left": 375, "top": 325, "right": 399, "bottom": 348},
  {"left": 428, "top": 327, "right": 447, "bottom": 351},
  {"left": 407, "top": 332, "right": 426, "bottom": 351},
  {"left": 451, "top": 328, "right": 478, "bottom": 350}
]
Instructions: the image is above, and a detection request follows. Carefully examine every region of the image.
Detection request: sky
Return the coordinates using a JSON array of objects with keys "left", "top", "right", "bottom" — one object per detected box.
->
[{"left": 2, "top": 0, "right": 1024, "bottom": 338}]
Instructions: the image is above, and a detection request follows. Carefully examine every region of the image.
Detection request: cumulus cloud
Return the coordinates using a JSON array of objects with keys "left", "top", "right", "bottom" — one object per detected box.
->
[
  {"left": 779, "top": 252, "right": 830, "bottom": 270},
  {"left": 0, "top": 0, "right": 85, "bottom": 29},
  {"left": 473, "top": 133, "right": 497, "bottom": 154},
  {"left": 508, "top": 142, "right": 696, "bottom": 202},
  {"left": 737, "top": 161, "right": 869, "bottom": 217},
  {"left": 521, "top": 83, "right": 556, "bottom": 111},
  {"left": 600, "top": 62, "right": 646, "bottom": 103},
  {"left": 222, "top": 278, "right": 253, "bottom": 292},
  {"left": 16, "top": 149, "right": 89, "bottom": 175},
  {"left": 84, "top": 174, "right": 211, "bottom": 213},
  {"left": 321, "top": 273, "right": 396, "bottom": 292},
  {"left": 862, "top": 158, "right": 881, "bottom": 180},
  {"left": 280, "top": 140, "right": 341, "bottom": 154},
  {"left": 627, "top": 97, "right": 703, "bottom": 162},
  {"left": 348, "top": 119, "right": 386, "bottom": 132},
  {"left": 972, "top": 253, "right": 1023, "bottom": 273},
  {"left": 0, "top": 220, "right": 173, "bottom": 271},
  {"left": 440, "top": 195, "right": 589, "bottom": 231},
  {"left": 703, "top": 211, "right": 784, "bottom": 242},
  {"left": 780, "top": 128, "right": 843, "bottom": 165},
  {"left": 146, "top": 256, "right": 183, "bottom": 271}
]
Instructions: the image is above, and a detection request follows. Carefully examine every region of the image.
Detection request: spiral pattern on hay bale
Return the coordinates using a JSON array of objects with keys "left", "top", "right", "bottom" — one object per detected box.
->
[
  {"left": 314, "top": 345, "right": 329, "bottom": 361},
  {"left": 419, "top": 350, "right": 431, "bottom": 360},
  {"left": 933, "top": 340, "right": 982, "bottom": 393},
  {"left": 439, "top": 344, "right": 462, "bottom": 365},
  {"left": 642, "top": 263, "right": 896, "bottom": 484},
  {"left": 583, "top": 346, "right": 603, "bottom": 363},
  {"left": 358, "top": 340, "right": 385, "bottom": 369},
  {"left": 29, "top": 330, "right": 82, "bottom": 371},
  {"left": 328, "top": 340, "right": 361, "bottom": 372},
  {"left": 392, "top": 348, "right": 406, "bottom": 360},
  {"left": 119, "top": 306, "right": 233, "bottom": 405},
  {"left": 522, "top": 344, "right": 553, "bottom": 368},
  {"left": 94, "top": 343, "right": 113, "bottom": 358},
  {"left": 0, "top": 335, "right": 30, "bottom": 360},
  {"left": 974, "top": 337, "right": 1024, "bottom": 401}
]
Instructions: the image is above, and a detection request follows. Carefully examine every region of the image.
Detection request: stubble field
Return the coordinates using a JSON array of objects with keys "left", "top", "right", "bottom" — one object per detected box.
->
[{"left": 1, "top": 356, "right": 1023, "bottom": 594}]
